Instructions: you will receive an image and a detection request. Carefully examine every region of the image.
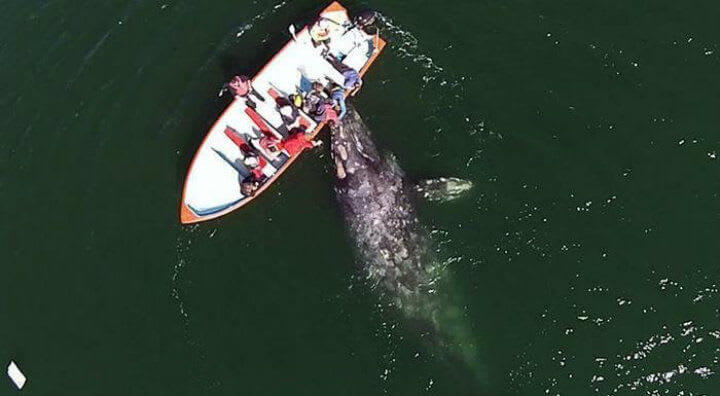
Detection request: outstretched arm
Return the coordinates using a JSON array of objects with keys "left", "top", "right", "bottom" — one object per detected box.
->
[{"left": 337, "top": 99, "right": 347, "bottom": 119}]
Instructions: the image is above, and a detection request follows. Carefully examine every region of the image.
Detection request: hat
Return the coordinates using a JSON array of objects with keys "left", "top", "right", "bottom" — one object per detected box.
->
[
  {"left": 244, "top": 156, "right": 259, "bottom": 168},
  {"left": 280, "top": 105, "right": 294, "bottom": 118}
]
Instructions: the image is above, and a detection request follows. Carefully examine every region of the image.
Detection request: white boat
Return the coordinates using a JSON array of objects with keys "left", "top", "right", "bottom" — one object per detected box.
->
[{"left": 179, "top": 2, "right": 386, "bottom": 224}]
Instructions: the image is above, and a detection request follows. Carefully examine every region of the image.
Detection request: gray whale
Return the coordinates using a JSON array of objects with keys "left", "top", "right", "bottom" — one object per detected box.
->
[
  {"left": 330, "top": 108, "right": 434, "bottom": 310},
  {"left": 329, "top": 107, "right": 485, "bottom": 386}
]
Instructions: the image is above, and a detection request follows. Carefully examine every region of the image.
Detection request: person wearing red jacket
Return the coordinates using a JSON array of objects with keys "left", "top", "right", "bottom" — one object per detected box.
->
[{"left": 279, "top": 131, "right": 322, "bottom": 156}]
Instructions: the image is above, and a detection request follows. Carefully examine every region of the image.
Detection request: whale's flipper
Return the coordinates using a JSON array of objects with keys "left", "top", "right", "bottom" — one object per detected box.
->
[{"left": 415, "top": 177, "right": 473, "bottom": 202}]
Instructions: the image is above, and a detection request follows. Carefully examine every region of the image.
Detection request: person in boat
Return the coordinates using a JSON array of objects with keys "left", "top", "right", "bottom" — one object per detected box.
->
[
  {"left": 354, "top": 10, "right": 376, "bottom": 30},
  {"left": 224, "top": 75, "right": 265, "bottom": 105},
  {"left": 324, "top": 55, "right": 363, "bottom": 96},
  {"left": 320, "top": 102, "right": 340, "bottom": 125},
  {"left": 310, "top": 16, "right": 344, "bottom": 49},
  {"left": 275, "top": 96, "right": 301, "bottom": 126},
  {"left": 277, "top": 128, "right": 322, "bottom": 156},
  {"left": 258, "top": 132, "right": 289, "bottom": 161},
  {"left": 302, "top": 81, "right": 340, "bottom": 123},
  {"left": 310, "top": 18, "right": 332, "bottom": 48},
  {"left": 328, "top": 83, "right": 347, "bottom": 120},
  {"left": 241, "top": 174, "right": 261, "bottom": 197},
  {"left": 353, "top": 10, "right": 381, "bottom": 55},
  {"left": 259, "top": 135, "right": 281, "bottom": 155},
  {"left": 310, "top": 99, "right": 339, "bottom": 124},
  {"left": 343, "top": 68, "right": 362, "bottom": 96},
  {"left": 243, "top": 154, "right": 268, "bottom": 181},
  {"left": 239, "top": 154, "right": 268, "bottom": 197},
  {"left": 304, "top": 81, "right": 327, "bottom": 115}
]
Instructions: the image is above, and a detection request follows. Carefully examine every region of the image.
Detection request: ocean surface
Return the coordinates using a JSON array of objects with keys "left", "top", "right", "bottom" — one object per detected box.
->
[{"left": 2, "top": 0, "right": 719, "bottom": 394}]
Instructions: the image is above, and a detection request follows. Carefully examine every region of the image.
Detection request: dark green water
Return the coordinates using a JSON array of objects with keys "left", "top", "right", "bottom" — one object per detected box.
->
[{"left": 2, "top": 0, "right": 719, "bottom": 394}]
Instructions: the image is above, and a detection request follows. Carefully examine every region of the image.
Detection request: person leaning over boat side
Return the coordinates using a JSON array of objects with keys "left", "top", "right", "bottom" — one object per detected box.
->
[
  {"left": 328, "top": 83, "right": 347, "bottom": 120},
  {"left": 342, "top": 68, "right": 362, "bottom": 96},
  {"left": 325, "top": 55, "right": 363, "bottom": 96},
  {"left": 278, "top": 128, "right": 322, "bottom": 156}
]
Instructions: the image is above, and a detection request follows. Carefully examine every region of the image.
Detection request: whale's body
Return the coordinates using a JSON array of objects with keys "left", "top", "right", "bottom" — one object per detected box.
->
[
  {"left": 330, "top": 108, "right": 435, "bottom": 309},
  {"left": 330, "top": 108, "right": 484, "bottom": 385}
]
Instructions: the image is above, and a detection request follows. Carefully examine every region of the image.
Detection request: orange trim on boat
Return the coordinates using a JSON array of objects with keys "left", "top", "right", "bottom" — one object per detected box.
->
[
  {"left": 180, "top": 202, "right": 200, "bottom": 223},
  {"left": 323, "top": 1, "right": 346, "bottom": 14}
]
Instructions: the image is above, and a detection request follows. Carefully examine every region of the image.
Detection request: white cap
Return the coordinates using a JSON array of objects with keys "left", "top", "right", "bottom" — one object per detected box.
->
[
  {"left": 280, "top": 106, "right": 294, "bottom": 118},
  {"left": 244, "top": 156, "right": 259, "bottom": 167}
]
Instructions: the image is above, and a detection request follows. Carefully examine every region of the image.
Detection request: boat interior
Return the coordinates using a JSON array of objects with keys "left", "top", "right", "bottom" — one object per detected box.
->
[{"left": 182, "top": 3, "right": 383, "bottom": 221}]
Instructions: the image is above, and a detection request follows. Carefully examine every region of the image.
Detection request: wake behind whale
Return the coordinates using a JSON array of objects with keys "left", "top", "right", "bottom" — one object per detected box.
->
[{"left": 330, "top": 107, "right": 483, "bottom": 384}]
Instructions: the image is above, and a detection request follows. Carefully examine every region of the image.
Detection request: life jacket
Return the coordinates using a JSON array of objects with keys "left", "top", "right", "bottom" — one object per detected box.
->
[{"left": 291, "top": 94, "right": 304, "bottom": 108}]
